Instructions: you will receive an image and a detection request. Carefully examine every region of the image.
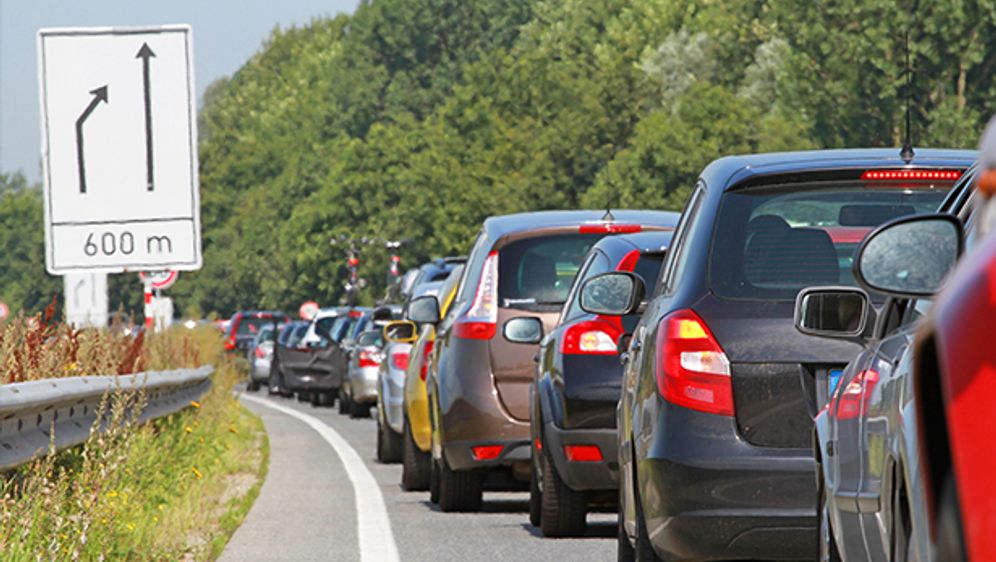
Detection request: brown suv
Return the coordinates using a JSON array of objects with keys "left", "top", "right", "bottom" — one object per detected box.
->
[{"left": 408, "top": 210, "right": 677, "bottom": 511}]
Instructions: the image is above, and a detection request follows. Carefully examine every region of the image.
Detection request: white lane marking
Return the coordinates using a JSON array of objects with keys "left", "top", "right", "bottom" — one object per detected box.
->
[{"left": 241, "top": 394, "right": 400, "bottom": 562}]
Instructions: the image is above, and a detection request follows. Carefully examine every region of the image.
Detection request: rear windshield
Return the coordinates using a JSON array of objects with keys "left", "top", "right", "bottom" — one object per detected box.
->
[
  {"left": 314, "top": 315, "right": 338, "bottom": 339},
  {"left": 237, "top": 317, "right": 272, "bottom": 337},
  {"left": 498, "top": 233, "right": 603, "bottom": 308},
  {"left": 710, "top": 182, "right": 950, "bottom": 301},
  {"left": 357, "top": 330, "right": 383, "bottom": 347}
]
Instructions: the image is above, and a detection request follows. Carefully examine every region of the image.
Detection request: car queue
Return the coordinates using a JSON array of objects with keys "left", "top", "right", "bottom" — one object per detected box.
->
[{"left": 227, "top": 136, "right": 996, "bottom": 560}]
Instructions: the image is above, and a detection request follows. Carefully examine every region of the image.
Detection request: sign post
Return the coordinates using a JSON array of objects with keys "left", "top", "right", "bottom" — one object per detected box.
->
[
  {"left": 37, "top": 25, "right": 201, "bottom": 275},
  {"left": 64, "top": 272, "right": 108, "bottom": 327}
]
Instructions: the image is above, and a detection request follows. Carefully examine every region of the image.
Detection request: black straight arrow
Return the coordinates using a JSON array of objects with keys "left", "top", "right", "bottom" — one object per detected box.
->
[
  {"left": 137, "top": 43, "right": 156, "bottom": 192},
  {"left": 75, "top": 85, "right": 109, "bottom": 194}
]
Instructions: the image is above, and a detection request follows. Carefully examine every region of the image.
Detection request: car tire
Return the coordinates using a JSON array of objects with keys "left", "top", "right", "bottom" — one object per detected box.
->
[
  {"left": 817, "top": 469, "right": 842, "bottom": 562},
  {"left": 247, "top": 379, "right": 260, "bottom": 392},
  {"left": 402, "top": 421, "right": 431, "bottom": 491},
  {"left": 529, "top": 454, "right": 542, "bottom": 528},
  {"left": 376, "top": 418, "right": 403, "bottom": 463},
  {"left": 297, "top": 392, "right": 309, "bottom": 403},
  {"left": 310, "top": 392, "right": 321, "bottom": 407},
  {"left": 936, "top": 474, "right": 965, "bottom": 562},
  {"left": 339, "top": 392, "right": 350, "bottom": 415},
  {"left": 350, "top": 398, "right": 370, "bottom": 418},
  {"left": 438, "top": 456, "right": 482, "bottom": 513},
  {"left": 429, "top": 456, "right": 441, "bottom": 504},
  {"left": 540, "top": 445, "right": 586, "bottom": 537}
]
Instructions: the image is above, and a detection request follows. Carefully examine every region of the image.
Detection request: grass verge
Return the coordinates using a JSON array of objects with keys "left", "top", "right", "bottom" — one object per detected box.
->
[{"left": 0, "top": 348, "right": 268, "bottom": 560}]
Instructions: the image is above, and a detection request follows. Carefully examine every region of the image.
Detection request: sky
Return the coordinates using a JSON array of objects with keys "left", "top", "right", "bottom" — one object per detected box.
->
[{"left": 0, "top": 0, "right": 360, "bottom": 184}]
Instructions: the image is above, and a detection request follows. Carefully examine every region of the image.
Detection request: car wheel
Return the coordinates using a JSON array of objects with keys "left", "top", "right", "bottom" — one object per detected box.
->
[
  {"left": 402, "top": 421, "right": 431, "bottom": 491},
  {"left": 540, "top": 445, "right": 587, "bottom": 537},
  {"left": 438, "top": 455, "right": 482, "bottom": 512},
  {"left": 529, "top": 450, "right": 542, "bottom": 528},
  {"left": 247, "top": 379, "right": 260, "bottom": 392},
  {"left": 310, "top": 392, "right": 321, "bottom": 407},
  {"left": 339, "top": 392, "right": 350, "bottom": 415},
  {"left": 936, "top": 474, "right": 965, "bottom": 562},
  {"left": 376, "top": 418, "right": 402, "bottom": 463},
  {"left": 817, "top": 469, "right": 842, "bottom": 562},
  {"left": 891, "top": 476, "right": 912, "bottom": 562},
  {"left": 297, "top": 392, "right": 309, "bottom": 402},
  {"left": 350, "top": 398, "right": 370, "bottom": 418},
  {"left": 429, "top": 456, "right": 441, "bottom": 504}
]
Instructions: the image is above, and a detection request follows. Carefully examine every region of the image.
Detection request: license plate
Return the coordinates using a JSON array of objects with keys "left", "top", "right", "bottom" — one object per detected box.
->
[{"left": 828, "top": 369, "right": 844, "bottom": 395}]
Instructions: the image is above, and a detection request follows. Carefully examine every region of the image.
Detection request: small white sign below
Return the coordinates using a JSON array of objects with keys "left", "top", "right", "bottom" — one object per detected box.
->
[
  {"left": 64, "top": 272, "right": 108, "bottom": 328},
  {"left": 38, "top": 25, "right": 201, "bottom": 274}
]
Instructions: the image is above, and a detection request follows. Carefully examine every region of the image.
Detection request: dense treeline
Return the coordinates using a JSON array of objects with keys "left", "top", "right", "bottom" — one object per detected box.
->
[{"left": 3, "top": 0, "right": 996, "bottom": 317}]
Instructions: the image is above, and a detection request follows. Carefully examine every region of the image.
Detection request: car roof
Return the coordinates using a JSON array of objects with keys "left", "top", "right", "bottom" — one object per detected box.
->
[
  {"left": 703, "top": 148, "right": 977, "bottom": 191},
  {"left": 481, "top": 210, "right": 680, "bottom": 239},
  {"left": 591, "top": 230, "right": 674, "bottom": 256}
]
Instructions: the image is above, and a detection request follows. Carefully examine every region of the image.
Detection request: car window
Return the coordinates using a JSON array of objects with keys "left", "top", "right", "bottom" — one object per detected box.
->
[
  {"left": 710, "top": 181, "right": 951, "bottom": 301},
  {"left": 237, "top": 317, "right": 271, "bottom": 337},
  {"left": 254, "top": 323, "right": 274, "bottom": 343},
  {"left": 562, "top": 251, "right": 612, "bottom": 322},
  {"left": 356, "top": 330, "right": 383, "bottom": 347},
  {"left": 455, "top": 231, "right": 489, "bottom": 303},
  {"left": 286, "top": 324, "right": 308, "bottom": 347},
  {"left": 660, "top": 187, "right": 705, "bottom": 296},
  {"left": 313, "top": 315, "right": 338, "bottom": 339},
  {"left": 498, "top": 233, "right": 604, "bottom": 308}
]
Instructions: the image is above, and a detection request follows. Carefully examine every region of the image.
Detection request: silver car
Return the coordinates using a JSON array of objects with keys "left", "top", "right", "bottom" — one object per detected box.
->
[
  {"left": 376, "top": 281, "right": 441, "bottom": 462},
  {"left": 246, "top": 322, "right": 277, "bottom": 391},
  {"left": 342, "top": 329, "right": 385, "bottom": 417}
]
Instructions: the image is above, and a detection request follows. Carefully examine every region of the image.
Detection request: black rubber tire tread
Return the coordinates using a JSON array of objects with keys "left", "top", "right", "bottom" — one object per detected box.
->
[
  {"left": 540, "top": 446, "right": 587, "bottom": 537},
  {"left": 297, "top": 392, "right": 309, "bottom": 402},
  {"left": 429, "top": 457, "right": 441, "bottom": 504},
  {"left": 376, "top": 419, "right": 403, "bottom": 463},
  {"left": 350, "top": 398, "right": 371, "bottom": 418},
  {"left": 247, "top": 379, "right": 260, "bottom": 392},
  {"left": 401, "top": 421, "right": 431, "bottom": 491},
  {"left": 529, "top": 454, "right": 542, "bottom": 528},
  {"left": 339, "top": 392, "right": 350, "bottom": 415},
  {"left": 438, "top": 456, "right": 482, "bottom": 512}
]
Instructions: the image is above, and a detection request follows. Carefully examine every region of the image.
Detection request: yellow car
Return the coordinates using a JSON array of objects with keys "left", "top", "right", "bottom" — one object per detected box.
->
[{"left": 398, "top": 264, "right": 463, "bottom": 491}]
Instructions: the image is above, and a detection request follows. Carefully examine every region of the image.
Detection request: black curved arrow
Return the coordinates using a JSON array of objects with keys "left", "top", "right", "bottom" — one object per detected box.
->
[
  {"left": 137, "top": 43, "right": 156, "bottom": 192},
  {"left": 75, "top": 85, "right": 109, "bottom": 194}
]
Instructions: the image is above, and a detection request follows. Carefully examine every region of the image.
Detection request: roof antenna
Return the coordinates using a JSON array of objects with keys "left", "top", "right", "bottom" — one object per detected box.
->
[
  {"left": 900, "top": 29, "right": 915, "bottom": 164},
  {"left": 601, "top": 196, "right": 615, "bottom": 222}
]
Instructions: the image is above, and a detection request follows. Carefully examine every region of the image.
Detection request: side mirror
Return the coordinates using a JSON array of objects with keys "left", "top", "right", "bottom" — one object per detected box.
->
[
  {"left": 503, "top": 317, "right": 543, "bottom": 345},
  {"left": 579, "top": 272, "right": 645, "bottom": 316},
  {"left": 855, "top": 214, "right": 963, "bottom": 297},
  {"left": 407, "top": 295, "right": 441, "bottom": 324},
  {"left": 384, "top": 320, "right": 418, "bottom": 343},
  {"left": 794, "top": 286, "right": 872, "bottom": 338}
]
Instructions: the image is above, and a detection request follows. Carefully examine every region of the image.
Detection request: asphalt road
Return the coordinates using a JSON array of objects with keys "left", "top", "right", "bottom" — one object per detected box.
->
[{"left": 222, "top": 390, "right": 617, "bottom": 562}]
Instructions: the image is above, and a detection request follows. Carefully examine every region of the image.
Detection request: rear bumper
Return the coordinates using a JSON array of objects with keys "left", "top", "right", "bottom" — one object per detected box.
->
[
  {"left": 348, "top": 367, "right": 379, "bottom": 404},
  {"left": 440, "top": 397, "right": 530, "bottom": 472},
  {"left": 444, "top": 438, "right": 531, "bottom": 472},
  {"left": 380, "top": 367, "right": 406, "bottom": 433},
  {"left": 543, "top": 423, "right": 618, "bottom": 491},
  {"left": 639, "top": 403, "right": 816, "bottom": 561},
  {"left": 283, "top": 371, "right": 338, "bottom": 392},
  {"left": 250, "top": 358, "right": 271, "bottom": 382}
]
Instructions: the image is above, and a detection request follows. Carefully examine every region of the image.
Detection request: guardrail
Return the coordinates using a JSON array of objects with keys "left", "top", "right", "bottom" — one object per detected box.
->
[{"left": 0, "top": 366, "right": 213, "bottom": 471}]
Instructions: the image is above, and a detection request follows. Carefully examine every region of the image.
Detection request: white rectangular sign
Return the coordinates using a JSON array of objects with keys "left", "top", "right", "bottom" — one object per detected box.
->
[
  {"left": 38, "top": 26, "right": 201, "bottom": 274},
  {"left": 64, "top": 272, "right": 108, "bottom": 328}
]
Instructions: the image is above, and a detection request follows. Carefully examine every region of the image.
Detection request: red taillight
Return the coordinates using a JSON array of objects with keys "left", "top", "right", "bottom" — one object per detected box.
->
[
  {"left": 534, "top": 438, "right": 542, "bottom": 451},
  {"left": 831, "top": 369, "right": 879, "bottom": 420},
  {"left": 358, "top": 350, "right": 380, "bottom": 368},
  {"left": 225, "top": 339, "right": 236, "bottom": 351},
  {"left": 254, "top": 346, "right": 266, "bottom": 358},
  {"left": 471, "top": 445, "right": 504, "bottom": 461},
  {"left": 564, "top": 444, "right": 603, "bottom": 462},
  {"left": 348, "top": 309, "right": 362, "bottom": 318},
  {"left": 861, "top": 169, "right": 962, "bottom": 181},
  {"left": 562, "top": 319, "right": 622, "bottom": 355},
  {"left": 579, "top": 223, "right": 642, "bottom": 234},
  {"left": 655, "top": 309, "right": 733, "bottom": 416},
  {"left": 391, "top": 351, "right": 410, "bottom": 371},
  {"left": 455, "top": 251, "right": 498, "bottom": 340},
  {"left": 419, "top": 340, "right": 435, "bottom": 381}
]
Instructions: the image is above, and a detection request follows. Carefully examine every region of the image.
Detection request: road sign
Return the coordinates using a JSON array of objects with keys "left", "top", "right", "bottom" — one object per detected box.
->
[
  {"left": 64, "top": 272, "right": 108, "bottom": 328},
  {"left": 300, "top": 301, "right": 320, "bottom": 320},
  {"left": 37, "top": 26, "right": 201, "bottom": 274},
  {"left": 139, "top": 270, "right": 178, "bottom": 290}
]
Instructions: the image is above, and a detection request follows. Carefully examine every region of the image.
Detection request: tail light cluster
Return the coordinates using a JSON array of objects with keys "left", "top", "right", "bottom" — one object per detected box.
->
[
  {"left": 419, "top": 340, "right": 435, "bottom": 381},
  {"left": 831, "top": 369, "right": 879, "bottom": 420},
  {"left": 455, "top": 251, "right": 498, "bottom": 340},
  {"left": 471, "top": 445, "right": 504, "bottom": 461},
  {"left": 562, "top": 319, "right": 622, "bottom": 355},
  {"left": 563, "top": 444, "right": 603, "bottom": 462},
  {"left": 391, "top": 350, "right": 410, "bottom": 371},
  {"left": 254, "top": 345, "right": 267, "bottom": 359},
  {"left": 358, "top": 349, "right": 381, "bottom": 368},
  {"left": 655, "top": 309, "right": 734, "bottom": 416}
]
